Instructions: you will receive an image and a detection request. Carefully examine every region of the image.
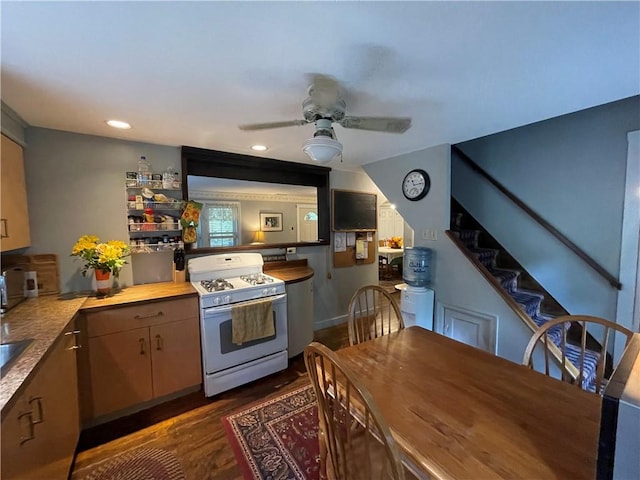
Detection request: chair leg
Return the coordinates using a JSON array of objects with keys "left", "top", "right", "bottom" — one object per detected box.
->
[{"left": 318, "top": 422, "right": 330, "bottom": 480}]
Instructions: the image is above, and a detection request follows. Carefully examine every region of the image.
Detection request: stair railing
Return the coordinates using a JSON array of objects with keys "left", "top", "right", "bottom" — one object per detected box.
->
[{"left": 452, "top": 145, "right": 622, "bottom": 290}]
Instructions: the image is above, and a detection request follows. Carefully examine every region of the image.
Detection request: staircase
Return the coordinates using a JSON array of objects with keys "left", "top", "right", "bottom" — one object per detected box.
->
[{"left": 450, "top": 204, "right": 601, "bottom": 391}]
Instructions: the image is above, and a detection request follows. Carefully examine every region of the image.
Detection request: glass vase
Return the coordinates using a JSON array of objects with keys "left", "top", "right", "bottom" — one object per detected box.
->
[{"left": 94, "top": 269, "right": 111, "bottom": 297}]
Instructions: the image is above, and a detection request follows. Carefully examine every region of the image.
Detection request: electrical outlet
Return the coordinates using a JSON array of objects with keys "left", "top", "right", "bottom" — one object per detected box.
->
[
  {"left": 422, "top": 229, "right": 429, "bottom": 240},
  {"left": 286, "top": 247, "right": 296, "bottom": 254},
  {"left": 430, "top": 230, "right": 437, "bottom": 241}
]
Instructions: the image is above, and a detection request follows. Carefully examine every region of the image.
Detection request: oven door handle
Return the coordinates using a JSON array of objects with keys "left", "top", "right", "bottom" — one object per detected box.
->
[{"left": 202, "top": 293, "right": 287, "bottom": 316}]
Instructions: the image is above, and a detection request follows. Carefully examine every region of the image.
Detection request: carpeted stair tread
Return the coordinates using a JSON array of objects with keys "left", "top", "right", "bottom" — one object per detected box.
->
[
  {"left": 565, "top": 343, "right": 600, "bottom": 392},
  {"left": 490, "top": 268, "right": 520, "bottom": 292},
  {"left": 511, "top": 289, "right": 544, "bottom": 317},
  {"left": 471, "top": 248, "right": 499, "bottom": 269},
  {"left": 454, "top": 227, "right": 600, "bottom": 391}
]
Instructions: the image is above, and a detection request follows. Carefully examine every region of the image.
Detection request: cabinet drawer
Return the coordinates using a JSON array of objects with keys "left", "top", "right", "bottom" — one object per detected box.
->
[{"left": 85, "top": 297, "right": 199, "bottom": 337}]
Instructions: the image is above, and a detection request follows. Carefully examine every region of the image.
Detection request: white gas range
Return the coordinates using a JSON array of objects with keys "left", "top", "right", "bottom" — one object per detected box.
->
[{"left": 188, "top": 253, "right": 288, "bottom": 397}]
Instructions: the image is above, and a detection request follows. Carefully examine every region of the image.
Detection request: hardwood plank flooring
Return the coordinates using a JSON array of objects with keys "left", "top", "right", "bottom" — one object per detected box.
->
[
  {"left": 71, "top": 323, "right": 351, "bottom": 480},
  {"left": 71, "top": 286, "right": 401, "bottom": 480}
]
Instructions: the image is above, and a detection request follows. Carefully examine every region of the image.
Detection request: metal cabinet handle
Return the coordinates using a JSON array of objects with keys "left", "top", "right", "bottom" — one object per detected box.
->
[
  {"left": 28, "top": 396, "right": 43, "bottom": 424},
  {"left": 155, "top": 334, "right": 163, "bottom": 351},
  {"left": 134, "top": 311, "right": 164, "bottom": 320},
  {"left": 18, "top": 411, "right": 35, "bottom": 445},
  {"left": 1, "top": 218, "right": 8, "bottom": 239},
  {"left": 139, "top": 337, "right": 146, "bottom": 355},
  {"left": 65, "top": 329, "right": 82, "bottom": 350}
]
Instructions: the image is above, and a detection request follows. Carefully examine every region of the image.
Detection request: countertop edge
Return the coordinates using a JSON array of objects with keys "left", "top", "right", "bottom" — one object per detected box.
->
[{"left": 264, "top": 261, "right": 314, "bottom": 284}]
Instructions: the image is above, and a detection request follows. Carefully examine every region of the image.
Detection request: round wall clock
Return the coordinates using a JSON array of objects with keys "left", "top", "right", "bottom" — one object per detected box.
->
[{"left": 402, "top": 169, "right": 431, "bottom": 201}]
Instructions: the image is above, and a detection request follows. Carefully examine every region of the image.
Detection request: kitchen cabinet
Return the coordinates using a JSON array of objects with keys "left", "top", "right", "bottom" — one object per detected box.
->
[
  {"left": 286, "top": 277, "right": 314, "bottom": 357},
  {"left": 125, "top": 176, "right": 184, "bottom": 252},
  {"left": 1, "top": 319, "right": 80, "bottom": 479},
  {"left": 79, "top": 296, "right": 202, "bottom": 421},
  {"left": 1, "top": 134, "right": 31, "bottom": 252}
]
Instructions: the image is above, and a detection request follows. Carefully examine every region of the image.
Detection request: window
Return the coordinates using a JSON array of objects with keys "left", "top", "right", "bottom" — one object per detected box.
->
[{"left": 198, "top": 201, "right": 241, "bottom": 247}]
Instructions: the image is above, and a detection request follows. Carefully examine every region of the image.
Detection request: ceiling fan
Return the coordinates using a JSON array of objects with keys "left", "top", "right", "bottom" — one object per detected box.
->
[{"left": 238, "top": 75, "right": 412, "bottom": 164}]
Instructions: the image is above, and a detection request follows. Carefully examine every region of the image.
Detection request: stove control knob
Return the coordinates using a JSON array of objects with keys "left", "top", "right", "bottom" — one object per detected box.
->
[
  {"left": 224, "top": 295, "right": 231, "bottom": 304},
  {"left": 262, "top": 288, "right": 269, "bottom": 296}
]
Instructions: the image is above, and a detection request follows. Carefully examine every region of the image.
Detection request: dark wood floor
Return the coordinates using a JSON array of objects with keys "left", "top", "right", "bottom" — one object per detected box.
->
[
  {"left": 71, "top": 282, "right": 401, "bottom": 480},
  {"left": 70, "top": 322, "right": 351, "bottom": 480}
]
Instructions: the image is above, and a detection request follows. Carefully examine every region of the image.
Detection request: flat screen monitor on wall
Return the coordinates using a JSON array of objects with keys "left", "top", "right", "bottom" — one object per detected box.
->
[{"left": 332, "top": 189, "right": 377, "bottom": 231}]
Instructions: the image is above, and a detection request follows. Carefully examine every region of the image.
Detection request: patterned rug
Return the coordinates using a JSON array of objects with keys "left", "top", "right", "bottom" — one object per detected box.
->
[
  {"left": 222, "top": 384, "right": 320, "bottom": 480},
  {"left": 80, "top": 447, "right": 185, "bottom": 480}
]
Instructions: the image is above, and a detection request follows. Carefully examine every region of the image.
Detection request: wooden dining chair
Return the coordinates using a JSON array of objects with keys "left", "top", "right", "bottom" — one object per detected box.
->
[
  {"left": 304, "top": 342, "right": 406, "bottom": 480},
  {"left": 378, "top": 255, "right": 389, "bottom": 279},
  {"left": 347, "top": 285, "right": 404, "bottom": 346},
  {"left": 522, "top": 315, "right": 634, "bottom": 394}
]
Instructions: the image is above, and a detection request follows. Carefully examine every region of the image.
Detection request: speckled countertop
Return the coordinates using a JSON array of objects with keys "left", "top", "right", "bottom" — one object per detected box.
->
[
  {"left": 0, "top": 265, "right": 310, "bottom": 415},
  {"left": 0, "top": 282, "right": 197, "bottom": 414}
]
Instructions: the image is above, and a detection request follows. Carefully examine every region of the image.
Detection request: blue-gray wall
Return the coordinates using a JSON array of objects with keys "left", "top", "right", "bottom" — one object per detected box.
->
[
  {"left": 19, "top": 127, "right": 378, "bottom": 327},
  {"left": 453, "top": 96, "right": 639, "bottom": 320}
]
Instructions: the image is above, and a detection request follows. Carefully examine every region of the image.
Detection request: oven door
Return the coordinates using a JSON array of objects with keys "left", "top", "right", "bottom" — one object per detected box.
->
[{"left": 200, "top": 293, "right": 287, "bottom": 374}]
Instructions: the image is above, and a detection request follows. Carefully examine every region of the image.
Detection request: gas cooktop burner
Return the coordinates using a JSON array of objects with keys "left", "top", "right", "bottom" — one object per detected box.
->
[
  {"left": 200, "top": 279, "right": 234, "bottom": 292},
  {"left": 240, "top": 274, "right": 274, "bottom": 285}
]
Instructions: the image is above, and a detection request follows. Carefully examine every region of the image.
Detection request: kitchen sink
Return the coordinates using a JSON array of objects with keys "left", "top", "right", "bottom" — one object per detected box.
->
[{"left": 0, "top": 339, "right": 33, "bottom": 378}]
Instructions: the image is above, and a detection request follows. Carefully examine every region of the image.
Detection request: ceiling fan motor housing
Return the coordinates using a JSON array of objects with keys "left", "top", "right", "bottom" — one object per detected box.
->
[
  {"left": 313, "top": 118, "right": 336, "bottom": 139},
  {"left": 303, "top": 97, "right": 346, "bottom": 122}
]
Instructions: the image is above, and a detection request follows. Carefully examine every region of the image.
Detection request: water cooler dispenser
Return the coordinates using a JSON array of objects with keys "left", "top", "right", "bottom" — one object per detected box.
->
[{"left": 400, "top": 247, "right": 435, "bottom": 330}]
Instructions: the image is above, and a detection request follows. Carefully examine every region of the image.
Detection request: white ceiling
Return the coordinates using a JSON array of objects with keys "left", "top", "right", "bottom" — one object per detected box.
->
[{"left": 2, "top": 1, "right": 638, "bottom": 171}]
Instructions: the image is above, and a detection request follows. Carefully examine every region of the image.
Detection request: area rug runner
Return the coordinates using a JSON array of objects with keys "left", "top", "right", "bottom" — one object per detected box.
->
[
  {"left": 80, "top": 447, "right": 185, "bottom": 480},
  {"left": 222, "top": 383, "right": 320, "bottom": 480}
]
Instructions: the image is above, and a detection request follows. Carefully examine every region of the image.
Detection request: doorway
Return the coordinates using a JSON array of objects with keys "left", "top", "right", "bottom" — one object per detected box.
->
[{"left": 296, "top": 204, "right": 318, "bottom": 242}]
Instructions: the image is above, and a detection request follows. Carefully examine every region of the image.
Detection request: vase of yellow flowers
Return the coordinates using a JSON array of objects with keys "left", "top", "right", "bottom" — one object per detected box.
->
[{"left": 71, "top": 235, "right": 130, "bottom": 296}]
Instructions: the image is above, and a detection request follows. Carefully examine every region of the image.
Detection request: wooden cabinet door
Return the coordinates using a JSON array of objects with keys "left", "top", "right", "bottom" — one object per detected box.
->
[
  {"left": 88, "top": 327, "right": 153, "bottom": 418},
  {"left": 1, "top": 327, "right": 80, "bottom": 479},
  {"left": 150, "top": 317, "right": 202, "bottom": 398},
  {"left": 1, "top": 395, "right": 35, "bottom": 479},
  {"left": 0, "top": 134, "right": 31, "bottom": 252}
]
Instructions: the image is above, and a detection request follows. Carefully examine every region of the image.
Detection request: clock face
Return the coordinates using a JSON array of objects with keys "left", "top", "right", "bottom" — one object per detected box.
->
[{"left": 402, "top": 169, "right": 430, "bottom": 201}]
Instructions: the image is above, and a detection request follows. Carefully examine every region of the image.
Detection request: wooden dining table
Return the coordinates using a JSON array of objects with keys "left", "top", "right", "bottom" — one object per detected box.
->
[{"left": 334, "top": 326, "right": 601, "bottom": 479}]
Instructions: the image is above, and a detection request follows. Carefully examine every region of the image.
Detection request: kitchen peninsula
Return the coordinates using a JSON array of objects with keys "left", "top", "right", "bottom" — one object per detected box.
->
[
  {"left": 0, "top": 282, "right": 198, "bottom": 479},
  {"left": 1, "top": 258, "right": 316, "bottom": 479}
]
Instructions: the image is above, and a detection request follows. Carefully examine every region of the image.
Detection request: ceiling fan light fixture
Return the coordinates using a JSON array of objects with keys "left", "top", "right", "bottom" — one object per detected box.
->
[{"left": 302, "top": 136, "right": 342, "bottom": 164}]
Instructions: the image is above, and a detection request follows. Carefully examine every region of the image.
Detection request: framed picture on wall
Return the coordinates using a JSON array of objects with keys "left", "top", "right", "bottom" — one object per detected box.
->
[{"left": 260, "top": 212, "right": 283, "bottom": 232}]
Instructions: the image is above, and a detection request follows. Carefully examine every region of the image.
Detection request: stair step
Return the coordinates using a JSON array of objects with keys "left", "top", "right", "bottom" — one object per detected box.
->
[
  {"left": 452, "top": 216, "right": 598, "bottom": 392},
  {"left": 510, "top": 289, "right": 544, "bottom": 317},
  {"left": 490, "top": 268, "right": 520, "bottom": 292},
  {"left": 454, "top": 229, "right": 480, "bottom": 249},
  {"left": 471, "top": 248, "right": 499, "bottom": 269}
]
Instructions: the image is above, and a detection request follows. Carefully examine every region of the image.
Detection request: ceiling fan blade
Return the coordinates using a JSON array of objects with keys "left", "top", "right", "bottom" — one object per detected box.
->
[
  {"left": 238, "top": 119, "right": 309, "bottom": 131},
  {"left": 339, "top": 116, "right": 412, "bottom": 133}
]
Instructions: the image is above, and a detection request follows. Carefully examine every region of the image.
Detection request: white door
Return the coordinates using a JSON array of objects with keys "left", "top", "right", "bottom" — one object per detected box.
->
[{"left": 297, "top": 204, "right": 318, "bottom": 242}]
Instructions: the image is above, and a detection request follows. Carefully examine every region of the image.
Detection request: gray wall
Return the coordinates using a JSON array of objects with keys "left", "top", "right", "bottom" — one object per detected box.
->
[
  {"left": 19, "top": 127, "right": 377, "bottom": 328},
  {"left": 364, "top": 144, "right": 537, "bottom": 364},
  {"left": 23, "top": 128, "right": 180, "bottom": 293},
  {"left": 453, "top": 96, "right": 639, "bottom": 320}
]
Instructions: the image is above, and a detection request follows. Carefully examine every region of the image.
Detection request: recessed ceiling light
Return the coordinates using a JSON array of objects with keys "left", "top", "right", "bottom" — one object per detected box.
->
[
  {"left": 106, "top": 119, "right": 131, "bottom": 129},
  {"left": 251, "top": 145, "right": 267, "bottom": 151}
]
